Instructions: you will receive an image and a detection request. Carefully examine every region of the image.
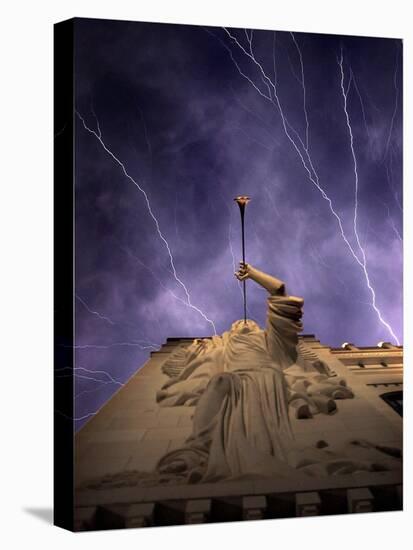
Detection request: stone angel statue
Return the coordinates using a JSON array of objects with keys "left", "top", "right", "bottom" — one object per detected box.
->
[{"left": 154, "top": 263, "right": 400, "bottom": 484}]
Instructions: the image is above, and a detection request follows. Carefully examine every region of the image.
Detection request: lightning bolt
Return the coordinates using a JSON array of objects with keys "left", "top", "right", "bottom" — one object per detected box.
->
[
  {"left": 120, "top": 245, "right": 205, "bottom": 316},
  {"left": 76, "top": 110, "right": 217, "bottom": 335},
  {"left": 382, "top": 46, "right": 402, "bottom": 214},
  {"left": 384, "top": 43, "right": 400, "bottom": 159},
  {"left": 56, "top": 409, "right": 97, "bottom": 422},
  {"left": 55, "top": 366, "right": 124, "bottom": 385},
  {"left": 214, "top": 28, "right": 400, "bottom": 344},
  {"left": 75, "top": 382, "right": 110, "bottom": 400},
  {"left": 338, "top": 49, "right": 400, "bottom": 345},
  {"left": 220, "top": 27, "right": 361, "bottom": 261},
  {"left": 72, "top": 342, "right": 159, "bottom": 350},
  {"left": 204, "top": 28, "right": 272, "bottom": 101},
  {"left": 290, "top": 32, "right": 309, "bottom": 150},
  {"left": 350, "top": 46, "right": 402, "bottom": 240},
  {"left": 380, "top": 200, "right": 403, "bottom": 243},
  {"left": 55, "top": 367, "right": 127, "bottom": 423},
  {"left": 386, "top": 149, "right": 403, "bottom": 213},
  {"left": 75, "top": 292, "right": 160, "bottom": 348},
  {"left": 308, "top": 244, "right": 350, "bottom": 296},
  {"left": 63, "top": 287, "right": 160, "bottom": 426},
  {"left": 349, "top": 63, "right": 402, "bottom": 246},
  {"left": 350, "top": 69, "right": 371, "bottom": 143},
  {"left": 59, "top": 356, "right": 151, "bottom": 424},
  {"left": 57, "top": 373, "right": 119, "bottom": 385},
  {"left": 230, "top": 86, "right": 281, "bottom": 148},
  {"left": 229, "top": 123, "right": 274, "bottom": 151},
  {"left": 263, "top": 184, "right": 281, "bottom": 218},
  {"left": 244, "top": 28, "right": 254, "bottom": 54},
  {"left": 75, "top": 294, "right": 115, "bottom": 325}
]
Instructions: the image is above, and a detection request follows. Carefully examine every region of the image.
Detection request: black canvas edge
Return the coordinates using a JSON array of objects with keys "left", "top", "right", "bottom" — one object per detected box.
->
[{"left": 54, "top": 18, "right": 75, "bottom": 532}]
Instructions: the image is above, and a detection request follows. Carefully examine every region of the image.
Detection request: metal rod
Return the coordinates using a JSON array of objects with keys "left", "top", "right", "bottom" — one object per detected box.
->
[
  {"left": 234, "top": 196, "right": 251, "bottom": 324},
  {"left": 240, "top": 209, "right": 247, "bottom": 323}
]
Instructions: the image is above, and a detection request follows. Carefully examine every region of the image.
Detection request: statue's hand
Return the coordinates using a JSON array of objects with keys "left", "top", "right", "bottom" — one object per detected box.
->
[
  {"left": 234, "top": 263, "right": 286, "bottom": 295},
  {"left": 235, "top": 261, "right": 252, "bottom": 281}
]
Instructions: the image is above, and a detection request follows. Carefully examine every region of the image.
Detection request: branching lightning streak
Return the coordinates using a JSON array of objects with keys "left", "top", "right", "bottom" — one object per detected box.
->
[
  {"left": 72, "top": 342, "right": 159, "bottom": 350},
  {"left": 309, "top": 244, "right": 349, "bottom": 296},
  {"left": 381, "top": 47, "right": 402, "bottom": 222},
  {"left": 56, "top": 409, "right": 97, "bottom": 422},
  {"left": 245, "top": 28, "right": 254, "bottom": 55},
  {"left": 338, "top": 50, "right": 400, "bottom": 345},
  {"left": 385, "top": 150, "right": 402, "bottom": 213},
  {"left": 55, "top": 366, "right": 124, "bottom": 385},
  {"left": 386, "top": 145, "right": 403, "bottom": 213},
  {"left": 229, "top": 124, "right": 274, "bottom": 151},
  {"left": 75, "top": 294, "right": 115, "bottom": 325},
  {"left": 384, "top": 44, "right": 400, "bottom": 159},
  {"left": 61, "top": 360, "right": 141, "bottom": 421},
  {"left": 350, "top": 69, "right": 371, "bottom": 142},
  {"left": 290, "top": 32, "right": 309, "bottom": 150},
  {"left": 221, "top": 28, "right": 362, "bottom": 263},
  {"left": 205, "top": 29, "right": 271, "bottom": 101},
  {"left": 75, "top": 381, "right": 108, "bottom": 399},
  {"left": 219, "top": 28, "right": 400, "bottom": 343},
  {"left": 380, "top": 200, "right": 402, "bottom": 243},
  {"left": 76, "top": 110, "right": 216, "bottom": 335},
  {"left": 287, "top": 52, "right": 302, "bottom": 87},
  {"left": 264, "top": 184, "right": 280, "bottom": 218},
  {"left": 388, "top": 216, "right": 403, "bottom": 243},
  {"left": 350, "top": 65, "right": 402, "bottom": 248},
  {"left": 76, "top": 290, "right": 160, "bottom": 348},
  {"left": 121, "top": 245, "right": 202, "bottom": 316},
  {"left": 231, "top": 91, "right": 281, "bottom": 148},
  {"left": 57, "top": 373, "right": 119, "bottom": 385},
  {"left": 350, "top": 66, "right": 402, "bottom": 248},
  {"left": 56, "top": 367, "right": 126, "bottom": 421}
]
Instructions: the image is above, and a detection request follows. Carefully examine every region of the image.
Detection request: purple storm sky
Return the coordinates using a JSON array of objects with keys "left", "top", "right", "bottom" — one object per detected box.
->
[{"left": 69, "top": 18, "right": 402, "bottom": 429}]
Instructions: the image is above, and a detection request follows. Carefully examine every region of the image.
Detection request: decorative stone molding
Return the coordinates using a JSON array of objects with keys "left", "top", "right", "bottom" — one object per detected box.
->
[
  {"left": 185, "top": 499, "right": 211, "bottom": 524},
  {"left": 296, "top": 492, "right": 321, "bottom": 516},
  {"left": 124, "top": 503, "right": 155, "bottom": 527},
  {"left": 347, "top": 488, "right": 374, "bottom": 513},
  {"left": 242, "top": 496, "right": 267, "bottom": 521}
]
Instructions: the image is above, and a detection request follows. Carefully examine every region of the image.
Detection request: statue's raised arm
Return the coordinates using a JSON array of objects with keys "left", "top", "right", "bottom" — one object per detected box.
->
[
  {"left": 235, "top": 262, "right": 303, "bottom": 369},
  {"left": 235, "top": 261, "right": 286, "bottom": 296}
]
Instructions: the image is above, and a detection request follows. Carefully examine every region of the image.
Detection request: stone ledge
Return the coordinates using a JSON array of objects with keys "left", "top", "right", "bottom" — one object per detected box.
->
[{"left": 76, "top": 470, "right": 402, "bottom": 507}]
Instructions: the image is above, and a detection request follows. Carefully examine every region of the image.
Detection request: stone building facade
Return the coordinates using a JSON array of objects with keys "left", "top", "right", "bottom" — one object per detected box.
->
[{"left": 74, "top": 335, "right": 403, "bottom": 530}]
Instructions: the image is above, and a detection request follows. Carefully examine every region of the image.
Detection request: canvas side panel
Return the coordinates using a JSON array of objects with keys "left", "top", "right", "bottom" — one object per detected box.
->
[{"left": 54, "top": 18, "right": 75, "bottom": 532}]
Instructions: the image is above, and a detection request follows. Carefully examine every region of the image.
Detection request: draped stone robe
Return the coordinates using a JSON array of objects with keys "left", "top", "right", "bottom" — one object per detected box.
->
[{"left": 155, "top": 291, "right": 401, "bottom": 484}]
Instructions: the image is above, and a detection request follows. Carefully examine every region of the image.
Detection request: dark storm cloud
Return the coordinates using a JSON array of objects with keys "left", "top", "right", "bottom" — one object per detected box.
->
[{"left": 72, "top": 18, "right": 402, "bottom": 429}]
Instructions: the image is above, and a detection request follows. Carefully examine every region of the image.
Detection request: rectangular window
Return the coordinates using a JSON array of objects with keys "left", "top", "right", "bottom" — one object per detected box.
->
[{"left": 380, "top": 391, "right": 403, "bottom": 417}]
